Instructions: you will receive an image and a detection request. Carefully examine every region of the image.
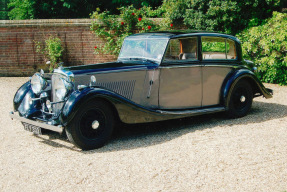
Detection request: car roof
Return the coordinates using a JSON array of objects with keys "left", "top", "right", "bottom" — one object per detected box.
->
[{"left": 126, "top": 31, "right": 240, "bottom": 44}]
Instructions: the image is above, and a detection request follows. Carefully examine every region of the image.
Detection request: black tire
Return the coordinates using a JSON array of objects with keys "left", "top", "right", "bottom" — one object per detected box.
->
[
  {"left": 227, "top": 80, "right": 253, "bottom": 118},
  {"left": 65, "top": 99, "right": 115, "bottom": 150}
]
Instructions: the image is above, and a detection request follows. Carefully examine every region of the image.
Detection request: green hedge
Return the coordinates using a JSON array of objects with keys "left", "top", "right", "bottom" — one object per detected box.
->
[
  {"left": 162, "top": 0, "right": 281, "bottom": 34},
  {"left": 237, "top": 12, "right": 287, "bottom": 85}
]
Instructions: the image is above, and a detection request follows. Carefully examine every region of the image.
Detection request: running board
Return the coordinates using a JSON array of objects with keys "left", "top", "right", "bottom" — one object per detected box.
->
[{"left": 158, "top": 106, "right": 226, "bottom": 116}]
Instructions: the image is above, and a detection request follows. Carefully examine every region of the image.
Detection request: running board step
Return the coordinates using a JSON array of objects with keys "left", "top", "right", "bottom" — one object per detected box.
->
[{"left": 157, "top": 106, "right": 226, "bottom": 116}]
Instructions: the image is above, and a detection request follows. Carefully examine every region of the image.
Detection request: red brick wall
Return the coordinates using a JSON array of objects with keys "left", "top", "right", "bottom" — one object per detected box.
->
[{"left": 0, "top": 19, "right": 117, "bottom": 76}]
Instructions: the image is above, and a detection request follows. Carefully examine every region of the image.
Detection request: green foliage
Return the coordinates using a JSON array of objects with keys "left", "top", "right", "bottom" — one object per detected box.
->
[
  {"left": 161, "top": 0, "right": 281, "bottom": 34},
  {"left": 90, "top": 5, "right": 168, "bottom": 56},
  {"left": 0, "top": 0, "right": 8, "bottom": 20},
  {"left": 202, "top": 42, "right": 227, "bottom": 52},
  {"left": 111, "top": 0, "right": 162, "bottom": 8},
  {"left": 0, "top": 11, "right": 8, "bottom": 20},
  {"left": 237, "top": 12, "right": 287, "bottom": 85},
  {"left": 8, "top": 0, "right": 35, "bottom": 19},
  {"left": 35, "top": 36, "right": 64, "bottom": 72},
  {"left": 7, "top": 0, "right": 162, "bottom": 20}
]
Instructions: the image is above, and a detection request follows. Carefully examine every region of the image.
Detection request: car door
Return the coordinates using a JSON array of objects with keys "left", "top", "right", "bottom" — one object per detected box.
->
[
  {"left": 159, "top": 36, "right": 202, "bottom": 109},
  {"left": 201, "top": 36, "right": 237, "bottom": 106}
]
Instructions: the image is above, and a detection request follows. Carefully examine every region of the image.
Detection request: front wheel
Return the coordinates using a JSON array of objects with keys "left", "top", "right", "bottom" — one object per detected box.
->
[
  {"left": 227, "top": 80, "right": 253, "bottom": 118},
  {"left": 65, "top": 99, "right": 115, "bottom": 150}
]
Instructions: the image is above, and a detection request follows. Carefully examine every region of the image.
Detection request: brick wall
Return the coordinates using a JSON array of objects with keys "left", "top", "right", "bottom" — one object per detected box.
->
[{"left": 0, "top": 19, "right": 117, "bottom": 76}]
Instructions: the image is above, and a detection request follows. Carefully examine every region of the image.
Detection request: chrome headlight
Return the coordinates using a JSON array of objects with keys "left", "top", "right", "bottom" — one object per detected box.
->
[
  {"left": 54, "top": 77, "right": 73, "bottom": 101},
  {"left": 31, "top": 73, "right": 47, "bottom": 95}
]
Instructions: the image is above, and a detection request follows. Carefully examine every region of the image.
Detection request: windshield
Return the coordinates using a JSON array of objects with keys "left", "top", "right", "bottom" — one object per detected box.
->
[{"left": 118, "top": 38, "right": 169, "bottom": 63}]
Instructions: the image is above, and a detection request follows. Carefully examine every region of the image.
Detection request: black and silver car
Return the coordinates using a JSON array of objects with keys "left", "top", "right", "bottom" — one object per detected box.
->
[{"left": 10, "top": 32, "right": 273, "bottom": 150}]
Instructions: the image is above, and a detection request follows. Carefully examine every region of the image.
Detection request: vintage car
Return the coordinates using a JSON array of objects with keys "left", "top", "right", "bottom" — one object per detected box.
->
[{"left": 10, "top": 32, "right": 273, "bottom": 150}]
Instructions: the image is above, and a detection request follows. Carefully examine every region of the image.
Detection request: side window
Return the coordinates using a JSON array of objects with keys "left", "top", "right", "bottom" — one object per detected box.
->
[
  {"left": 202, "top": 37, "right": 237, "bottom": 60},
  {"left": 163, "top": 37, "right": 198, "bottom": 62}
]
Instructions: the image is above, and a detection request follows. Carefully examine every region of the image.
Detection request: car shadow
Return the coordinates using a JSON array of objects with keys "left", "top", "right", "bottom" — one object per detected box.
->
[
  {"left": 34, "top": 100, "right": 287, "bottom": 152},
  {"left": 90, "top": 100, "right": 287, "bottom": 153},
  {"left": 33, "top": 131, "right": 81, "bottom": 152}
]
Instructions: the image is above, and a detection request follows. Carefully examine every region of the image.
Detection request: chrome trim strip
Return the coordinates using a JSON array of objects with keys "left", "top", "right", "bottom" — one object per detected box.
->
[
  {"left": 9, "top": 111, "right": 63, "bottom": 133},
  {"left": 51, "top": 101, "right": 65, "bottom": 105},
  {"left": 160, "top": 64, "right": 202, "bottom": 69},
  {"left": 203, "top": 64, "right": 239, "bottom": 68},
  {"left": 85, "top": 67, "right": 148, "bottom": 75}
]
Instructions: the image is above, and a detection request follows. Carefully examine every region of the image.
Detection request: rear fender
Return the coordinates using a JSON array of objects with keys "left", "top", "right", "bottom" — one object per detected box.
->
[{"left": 221, "top": 69, "right": 272, "bottom": 109}]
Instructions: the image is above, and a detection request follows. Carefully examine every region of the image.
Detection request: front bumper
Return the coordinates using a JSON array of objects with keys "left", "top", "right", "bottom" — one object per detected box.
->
[{"left": 9, "top": 111, "right": 64, "bottom": 133}]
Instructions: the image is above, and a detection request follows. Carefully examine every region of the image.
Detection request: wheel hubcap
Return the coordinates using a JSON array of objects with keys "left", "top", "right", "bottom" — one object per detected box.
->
[
  {"left": 79, "top": 109, "right": 106, "bottom": 139},
  {"left": 91, "top": 120, "right": 100, "bottom": 129},
  {"left": 233, "top": 87, "right": 249, "bottom": 111},
  {"left": 240, "top": 95, "right": 246, "bottom": 103}
]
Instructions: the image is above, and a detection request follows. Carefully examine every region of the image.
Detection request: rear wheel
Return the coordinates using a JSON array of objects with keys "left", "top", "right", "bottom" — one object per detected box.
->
[
  {"left": 65, "top": 100, "right": 115, "bottom": 150},
  {"left": 227, "top": 80, "right": 253, "bottom": 118}
]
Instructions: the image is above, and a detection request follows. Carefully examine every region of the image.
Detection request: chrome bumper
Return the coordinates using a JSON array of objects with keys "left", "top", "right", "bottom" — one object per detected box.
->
[{"left": 9, "top": 111, "right": 64, "bottom": 133}]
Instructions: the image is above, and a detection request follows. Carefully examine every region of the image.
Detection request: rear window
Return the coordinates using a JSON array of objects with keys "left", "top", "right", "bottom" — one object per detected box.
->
[{"left": 202, "top": 37, "right": 237, "bottom": 60}]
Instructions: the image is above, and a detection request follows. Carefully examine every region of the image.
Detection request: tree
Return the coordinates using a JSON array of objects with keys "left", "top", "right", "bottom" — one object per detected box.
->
[
  {"left": 7, "top": 0, "right": 162, "bottom": 20},
  {"left": 161, "top": 0, "right": 281, "bottom": 34}
]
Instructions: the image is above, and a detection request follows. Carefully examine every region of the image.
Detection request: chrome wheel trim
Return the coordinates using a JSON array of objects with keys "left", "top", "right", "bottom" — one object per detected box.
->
[
  {"left": 91, "top": 120, "right": 100, "bottom": 130},
  {"left": 240, "top": 95, "right": 246, "bottom": 103}
]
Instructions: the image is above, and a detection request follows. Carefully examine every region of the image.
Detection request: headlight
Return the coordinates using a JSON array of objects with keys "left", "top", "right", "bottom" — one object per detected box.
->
[
  {"left": 54, "top": 77, "right": 72, "bottom": 101},
  {"left": 31, "top": 73, "right": 47, "bottom": 95}
]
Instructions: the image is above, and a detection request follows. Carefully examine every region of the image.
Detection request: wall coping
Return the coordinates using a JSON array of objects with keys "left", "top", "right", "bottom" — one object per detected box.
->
[
  {"left": 0, "top": 18, "right": 163, "bottom": 27},
  {"left": 0, "top": 19, "right": 96, "bottom": 27}
]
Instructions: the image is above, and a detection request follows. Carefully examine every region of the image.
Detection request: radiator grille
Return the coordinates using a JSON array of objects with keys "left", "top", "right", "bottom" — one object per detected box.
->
[
  {"left": 96, "top": 80, "right": 136, "bottom": 100},
  {"left": 51, "top": 73, "right": 65, "bottom": 115}
]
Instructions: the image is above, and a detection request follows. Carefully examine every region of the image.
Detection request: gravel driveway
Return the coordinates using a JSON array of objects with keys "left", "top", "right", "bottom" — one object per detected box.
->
[{"left": 0, "top": 77, "right": 286, "bottom": 192}]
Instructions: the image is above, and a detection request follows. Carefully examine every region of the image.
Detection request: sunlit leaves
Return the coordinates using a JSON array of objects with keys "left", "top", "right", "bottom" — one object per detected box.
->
[
  {"left": 237, "top": 12, "right": 287, "bottom": 85},
  {"left": 90, "top": 5, "right": 162, "bottom": 56}
]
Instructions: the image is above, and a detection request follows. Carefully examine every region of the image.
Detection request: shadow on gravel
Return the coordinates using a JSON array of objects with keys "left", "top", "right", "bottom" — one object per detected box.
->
[
  {"left": 34, "top": 101, "right": 287, "bottom": 153},
  {"left": 93, "top": 101, "right": 287, "bottom": 153},
  {"left": 34, "top": 131, "right": 81, "bottom": 152}
]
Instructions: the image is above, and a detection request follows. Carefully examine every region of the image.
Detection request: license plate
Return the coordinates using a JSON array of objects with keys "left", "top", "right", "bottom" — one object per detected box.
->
[{"left": 23, "top": 123, "right": 42, "bottom": 135}]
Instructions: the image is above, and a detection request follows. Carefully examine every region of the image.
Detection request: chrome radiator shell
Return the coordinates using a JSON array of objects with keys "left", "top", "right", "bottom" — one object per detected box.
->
[{"left": 51, "top": 73, "right": 66, "bottom": 115}]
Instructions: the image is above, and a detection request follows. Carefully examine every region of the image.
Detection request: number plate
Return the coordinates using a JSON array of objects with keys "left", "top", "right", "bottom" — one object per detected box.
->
[{"left": 23, "top": 123, "right": 42, "bottom": 135}]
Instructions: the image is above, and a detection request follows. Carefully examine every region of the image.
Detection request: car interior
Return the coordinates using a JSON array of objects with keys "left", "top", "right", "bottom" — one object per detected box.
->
[{"left": 163, "top": 36, "right": 237, "bottom": 61}]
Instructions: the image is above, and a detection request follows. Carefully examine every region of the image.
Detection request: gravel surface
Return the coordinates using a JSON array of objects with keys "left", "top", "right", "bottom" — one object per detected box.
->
[{"left": 0, "top": 77, "right": 287, "bottom": 192}]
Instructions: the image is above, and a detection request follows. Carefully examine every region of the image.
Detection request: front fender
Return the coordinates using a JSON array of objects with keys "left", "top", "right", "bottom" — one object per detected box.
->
[
  {"left": 60, "top": 88, "right": 104, "bottom": 125},
  {"left": 60, "top": 87, "right": 149, "bottom": 125},
  {"left": 221, "top": 69, "right": 273, "bottom": 109},
  {"left": 60, "top": 87, "right": 183, "bottom": 125},
  {"left": 13, "top": 81, "right": 31, "bottom": 111}
]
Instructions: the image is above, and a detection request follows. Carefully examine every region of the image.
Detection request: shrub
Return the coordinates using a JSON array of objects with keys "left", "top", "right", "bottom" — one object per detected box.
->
[
  {"left": 35, "top": 36, "right": 64, "bottom": 72},
  {"left": 90, "top": 5, "right": 169, "bottom": 56},
  {"left": 237, "top": 12, "right": 287, "bottom": 85}
]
